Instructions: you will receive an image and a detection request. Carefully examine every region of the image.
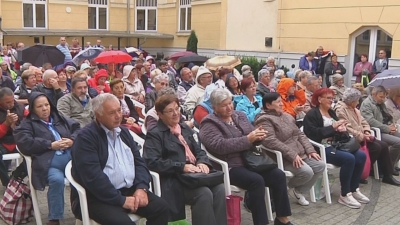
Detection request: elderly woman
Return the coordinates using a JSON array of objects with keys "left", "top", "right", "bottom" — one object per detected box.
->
[
  {"left": 146, "top": 69, "right": 162, "bottom": 93},
  {"left": 225, "top": 74, "right": 241, "bottom": 95},
  {"left": 325, "top": 54, "right": 347, "bottom": 87},
  {"left": 271, "top": 69, "right": 285, "bottom": 89},
  {"left": 256, "top": 69, "right": 275, "bottom": 98},
  {"left": 262, "top": 56, "right": 277, "bottom": 74},
  {"left": 296, "top": 71, "right": 312, "bottom": 90},
  {"left": 255, "top": 92, "right": 326, "bottom": 206},
  {"left": 385, "top": 87, "right": 400, "bottom": 125},
  {"left": 143, "top": 94, "right": 227, "bottom": 225},
  {"left": 277, "top": 78, "right": 306, "bottom": 119},
  {"left": 236, "top": 77, "right": 263, "bottom": 124},
  {"left": 88, "top": 69, "right": 111, "bottom": 94},
  {"left": 352, "top": 83, "right": 368, "bottom": 108},
  {"left": 303, "top": 88, "right": 369, "bottom": 209},
  {"left": 334, "top": 88, "right": 400, "bottom": 186},
  {"left": 109, "top": 78, "right": 143, "bottom": 137},
  {"left": 14, "top": 92, "right": 80, "bottom": 225},
  {"left": 200, "top": 89, "right": 292, "bottom": 225},
  {"left": 353, "top": 54, "right": 373, "bottom": 83},
  {"left": 145, "top": 73, "right": 169, "bottom": 112},
  {"left": 122, "top": 65, "right": 145, "bottom": 103},
  {"left": 329, "top": 74, "right": 347, "bottom": 102},
  {"left": 56, "top": 69, "right": 70, "bottom": 94},
  {"left": 14, "top": 69, "right": 37, "bottom": 105}
]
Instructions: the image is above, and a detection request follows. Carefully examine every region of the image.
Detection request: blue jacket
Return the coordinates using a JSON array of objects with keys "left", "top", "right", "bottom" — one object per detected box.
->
[
  {"left": 70, "top": 121, "right": 151, "bottom": 216},
  {"left": 299, "top": 55, "right": 317, "bottom": 73},
  {"left": 235, "top": 95, "right": 262, "bottom": 124}
]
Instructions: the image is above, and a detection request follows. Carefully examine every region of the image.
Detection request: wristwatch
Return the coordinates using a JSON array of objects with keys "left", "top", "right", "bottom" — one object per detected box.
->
[{"left": 140, "top": 188, "right": 148, "bottom": 193}]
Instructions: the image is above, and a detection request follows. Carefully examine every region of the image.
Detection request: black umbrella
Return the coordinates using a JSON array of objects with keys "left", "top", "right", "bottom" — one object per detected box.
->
[
  {"left": 177, "top": 55, "right": 208, "bottom": 64},
  {"left": 17, "top": 44, "right": 65, "bottom": 67}
]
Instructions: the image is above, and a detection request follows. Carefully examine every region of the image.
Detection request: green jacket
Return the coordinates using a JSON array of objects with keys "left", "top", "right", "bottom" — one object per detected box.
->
[{"left": 360, "top": 95, "right": 392, "bottom": 133}]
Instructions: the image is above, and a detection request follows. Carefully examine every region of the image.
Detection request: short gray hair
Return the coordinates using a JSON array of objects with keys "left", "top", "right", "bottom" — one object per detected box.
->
[
  {"left": 21, "top": 63, "right": 32, "bottom": 72},
  {"left": 157, "top": 87, "right": 176, "bottom": 96},
  {"left": 0, "top": 87, "right": 14, "bottom": 100},
  {"left": 342, "top": 88, "right": 361, "bottom": 104},
  {"left": 154, "top": 73, "right": 169, "bottom": 83},
  {"left": 306, "top": 76, "right": 319, "bottom": 85},
  {"left": 371, "top": 85, "right": 386, "bottom": 95},
  {"left": 266, "top": 56, "right": 275, "bottom": 62},
  {"left": 42, "top": 70, "right": 57, "bottom": 82},
  {"left": 91, "top": 93, "right": 119, "bottom": 116},
  {"left": 210, "top": 89, "right": 232, "bottom": 107},
  {"left": 242, "top": 70, "right": 253, "bottom": 78},
  {"left": 241, "top": 65, "right": 251, "bottom": 73},
  {"left": 299, "top": 70, "right": 312, "bottom": 80},
  {"left": 274, "top": 69, "right": 285, "bottom": 78},
  {"left": 258, "top": 69, "right": 270, "bottom": 80}
]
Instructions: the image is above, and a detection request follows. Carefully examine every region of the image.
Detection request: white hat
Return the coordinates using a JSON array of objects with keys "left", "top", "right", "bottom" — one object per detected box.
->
[
  {"left": 196, "top": 66, "right": 211, "bottom": 82},
  {"left": 80, "top": 63, "right": 90, "bottom": 71}
]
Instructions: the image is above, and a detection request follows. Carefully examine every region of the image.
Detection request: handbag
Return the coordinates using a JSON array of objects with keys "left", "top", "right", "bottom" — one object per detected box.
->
[
  {"left": 226, "top": 195, "right": 243, "bottom": 225},
  {"left": 177, "top": 169, "right": 224, "bottom": 189},
  {"left": 241, "top": 147, "right": 277, "bottom": 172},
  {"left": 0, "top": 179, "right": 33, "bottom": 225},
  {"left": 331, "top": 132, "right": 360, "bottom": 154},
  {"left": 360, "top": 140, "right": 371, "bottom": 180}
]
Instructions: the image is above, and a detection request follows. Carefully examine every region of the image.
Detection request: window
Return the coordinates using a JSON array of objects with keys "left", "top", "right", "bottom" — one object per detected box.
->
[
  {"left": 136, "top": 0, "right": 157, "bottom": 31},
  {"left": 179, "top": 0, "right": 191, "bottom": 31},
  {"left": 23, "top": 0, "right": 46, "bottom": 28},
  {"left": 88, "top": 0, "right": 108, "bottom": 30},
  {"left": 362, "top": 30, "right": 370, "bottom": 41},
  {"left": 387, "top": 35, "right": 393, "bottom": 43}
]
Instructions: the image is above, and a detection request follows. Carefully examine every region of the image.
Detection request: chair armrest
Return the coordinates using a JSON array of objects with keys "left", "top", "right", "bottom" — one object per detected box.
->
[
  {"left": 308, "top": 139, "right": 327, "bottom": 163},
  {"left": 149, "top": 171, "right": 161, "bottom": 197},
  {"left": 259, "top": 146, "right": 284, "bottom": 170},
  {"left": 371, "top": 127, "right": 381, "bottom": 140}
]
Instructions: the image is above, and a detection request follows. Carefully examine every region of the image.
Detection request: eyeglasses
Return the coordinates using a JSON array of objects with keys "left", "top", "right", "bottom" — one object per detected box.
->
[
  {"left": 159, "top": 82, "right": 168, "bottom": 86},
  {"left": 163, "top": 107, "right": 180, "bottom": 115},
  {"left": 322, "top": 96, "right": 334, "bottom": 101}
]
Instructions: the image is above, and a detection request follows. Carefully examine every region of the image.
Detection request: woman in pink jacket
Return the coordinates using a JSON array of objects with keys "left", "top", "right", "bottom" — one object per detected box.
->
[{"left": 353, "top": 54, "right": 373, "bottom": 83}]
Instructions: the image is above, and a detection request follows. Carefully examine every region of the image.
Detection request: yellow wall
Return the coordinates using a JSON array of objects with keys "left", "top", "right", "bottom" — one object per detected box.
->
[
  {"left": 278, "top": 0, "right": 400, "bottom": 57},
  {"left": 191, "top": 2, "right": 222, "bottom": 49},
  {"left": 48, "top": 3, "right": 87, "bottom": 30},
  {"left": 109, "top": 5, "right": 128, "bottom": 31},
  {"left": 2, "top": 1, "right": 23, "bottom": 29}
]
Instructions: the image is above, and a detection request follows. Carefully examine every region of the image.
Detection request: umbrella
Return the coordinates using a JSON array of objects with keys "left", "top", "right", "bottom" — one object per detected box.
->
[
  {"left": 205, "top": 56, "right": 241, "bottom": 70},
  {"left": 123, "top": 47, "right": 142, "bottom": 57},
  {"left": 94, "top": 50, "right": 132, "bottom": 64},
  {"left": 177, "top": 55, "right": 208, "bottom": 64},
  {"left": 368, "top": 69, "right": 400, "bottom": 89},
  {"left": 168, "top": 51, "right": 196, "bottom": 61},
  {"left": 17, "top": 44, "right": 65, "bottom": 67},
  {"left": 72, "top": 47, "right": 103, "bottom": 66}
]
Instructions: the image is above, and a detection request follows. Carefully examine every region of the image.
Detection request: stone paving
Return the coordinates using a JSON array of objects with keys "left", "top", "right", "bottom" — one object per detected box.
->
[{"left": 0, "top": 170, "right": 399, "bottom": 225}]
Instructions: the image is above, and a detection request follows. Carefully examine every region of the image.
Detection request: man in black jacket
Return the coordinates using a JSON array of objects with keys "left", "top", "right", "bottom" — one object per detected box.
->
[
  {"left": 32, "top": 70, "right": 64, "bottom": 106},
  {"left": 71, "top": 93, "right": 169, "bottom": 225}
]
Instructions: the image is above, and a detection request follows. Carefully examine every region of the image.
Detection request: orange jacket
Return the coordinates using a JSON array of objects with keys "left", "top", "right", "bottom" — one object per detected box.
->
[{"left": 277, "top": 78, "right": 306, "bottom": 117}]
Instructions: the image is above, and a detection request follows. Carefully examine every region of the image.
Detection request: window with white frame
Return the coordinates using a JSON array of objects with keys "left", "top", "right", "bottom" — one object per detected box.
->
[
  {"left": 136, "top": 0, "right": 157, "bottom": 31},
  {"left": 88, "top": 0, "right": 108, "bottom": 30},
  {"left": 23, "top": 0, "right": 47, "bottom": 28},
  {"left": 179, "top": 0, "right": 191, "bottom": 31}
]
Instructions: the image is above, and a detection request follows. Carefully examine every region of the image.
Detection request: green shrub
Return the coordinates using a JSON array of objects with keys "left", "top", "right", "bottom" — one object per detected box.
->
[
  {"left": 186, "top": 30, "right": 198, "bottom": 54},
  {"left": 234, "top": 56, "right": 265, "bottom": 81}
]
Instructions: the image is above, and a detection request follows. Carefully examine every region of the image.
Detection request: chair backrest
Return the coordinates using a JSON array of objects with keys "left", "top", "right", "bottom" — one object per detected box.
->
[
  {"left": 16, "top": 146, "right": 33, "bottom": 180},
  {"left": 130, "top": 130, "right": 144, "bottom": 156}
]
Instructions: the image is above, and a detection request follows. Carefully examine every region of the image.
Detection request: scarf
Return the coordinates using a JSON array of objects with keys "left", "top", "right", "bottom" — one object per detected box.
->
[
  {"left": 169, "top": 124, "right": 196, "bottom": 164},
  {"left": 41, "top": 117, "right": 65, "bottom": 155}
]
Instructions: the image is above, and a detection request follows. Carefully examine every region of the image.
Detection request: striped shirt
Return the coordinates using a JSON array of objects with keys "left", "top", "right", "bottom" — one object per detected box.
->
[
  {"left": 100, "top": 124, "right": 136, "bottom": 189},
  {"left": 56, "top": 44, "right": 72, "bottom": 62}
]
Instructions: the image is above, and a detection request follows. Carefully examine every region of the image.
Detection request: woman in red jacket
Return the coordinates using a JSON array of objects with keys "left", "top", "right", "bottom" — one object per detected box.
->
[{"left": 88, "top": 69, "right": 110, "bottom": 94}]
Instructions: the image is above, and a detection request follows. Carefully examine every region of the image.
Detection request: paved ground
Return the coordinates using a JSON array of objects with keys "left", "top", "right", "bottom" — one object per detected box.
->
[{"left": 0, "top": 169, "right": 399, "bottom": 225}]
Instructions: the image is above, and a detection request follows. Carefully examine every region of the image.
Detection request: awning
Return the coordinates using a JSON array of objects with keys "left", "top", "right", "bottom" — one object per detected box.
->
[{"left": 3, "top": 29, "right": 174, "bottom": 39}]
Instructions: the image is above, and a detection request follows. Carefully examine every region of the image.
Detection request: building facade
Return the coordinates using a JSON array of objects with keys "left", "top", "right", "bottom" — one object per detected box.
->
[{"left": 1, "top": 0, "right": 399, "bottom": 83}]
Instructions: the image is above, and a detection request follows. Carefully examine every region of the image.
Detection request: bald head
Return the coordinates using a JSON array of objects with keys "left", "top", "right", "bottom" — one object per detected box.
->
[{"left": 43, "top": 70, "right": 58, "bottom": 86}]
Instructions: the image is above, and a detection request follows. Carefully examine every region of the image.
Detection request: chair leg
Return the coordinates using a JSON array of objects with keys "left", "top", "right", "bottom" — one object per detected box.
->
[
  {"left": 30, "top": 188, "right": 43, "bottom": 225},
  {"left": 265, "top": 187, "right": 274, "bottom": 221},
  {"left": 75, "top": 219, "right": 82, "bottom": 225},
  {"left": 309, "top": 186, "right": 316, "bottom": 203},
  {"left": 322, "top": 169, "right": 332, "bottom": 204},
  {"left": 373, "top": 162, "right": 380, "bottom": 180}
]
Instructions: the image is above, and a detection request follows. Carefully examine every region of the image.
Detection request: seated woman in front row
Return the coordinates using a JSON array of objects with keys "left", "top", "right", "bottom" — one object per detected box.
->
[
  {"left": 200, "top": 88, "right": 293, "bottom": 225},
  {"left": 143, "top": 94, "right": 227, "bottom": 225},
  {"left": 303, "top": 88, "right": 369, "bottom": 209},
  {"left": 254, "top": 92, "right": 326, "bottom": 206}
]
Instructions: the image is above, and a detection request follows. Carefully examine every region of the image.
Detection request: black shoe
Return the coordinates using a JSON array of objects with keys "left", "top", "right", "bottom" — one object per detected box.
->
[
  {"left": 393, "top": 171, "right": 399, "bottom": 176},
  {"left": 382, "top": 176, "right": 400, "bottom": 186},
  {"left": 395, "top": 167, "right": 400, "bottom": 171},
  {"left": 274, "top": 218, "right": 293, "bottom": 225},
  {"left": 243, "top": 191, "right": 251, "bottom": 212},
  {"left": 360, "top": 179, "right": 368, "bottom": 184}
]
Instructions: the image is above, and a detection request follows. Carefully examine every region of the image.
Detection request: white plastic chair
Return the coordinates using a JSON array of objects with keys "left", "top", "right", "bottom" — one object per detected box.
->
[
  {"left": 2, "top": 153, "right": 22, "bottom": 166},
  {"left": 16, "top": 147, "right": 70, "bottom": 225},
  {"left": 129, "top": 97, "right": 146, "bottom": 124},
  {"left": 259, "top": 146, "right": 316, "bottom": 203},
  {"left": 369, "top": 127, "right": 381, "bottom": 179}
]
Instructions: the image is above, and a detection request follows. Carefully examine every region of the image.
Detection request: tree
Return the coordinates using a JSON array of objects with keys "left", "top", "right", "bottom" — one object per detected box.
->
[{"left": 186, "top": 30, "right": 198, "bottom": 53}]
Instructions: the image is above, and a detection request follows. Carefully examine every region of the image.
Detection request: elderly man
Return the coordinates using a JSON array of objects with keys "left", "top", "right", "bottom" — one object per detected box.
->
[
  {"left": 303, "top": 76, "right": 320, "bottom": 113},
  {"left": 71, "top": 93, "right": 169, "bottom": 225},
  {"left": 360, "top": 85, "right": 400, "bottom": 173},
  {"left": 144, "top": 73, "right": 169, "bottom": 112},
  {"left": 32, "top": 70, "right": 64, "bottom": 106},
  {"left": 184, "top": 66, "right": 213, "bottom": 114},
  {"left": 158, "top": 60, "right": 177, "bottom": 90},
  {"left": 57, "top": 78, "right": 94, "bottom": 128},
  {"left": 177, "top": 67, "right": 194, "bottom": 104},
  {"left": 0, "top": 87, "right": 26, "bottom": 185},
  {"left": 256, "top": 69, "right": 274, "bottom": 98},
  {"left": 373, "top": 49, "right": 389, "bottom": 75},
  {"left": 56, "top": 37, "right": 72, "bottom": 63},
  {"left": 72, "top": 70, "right": 98, "bottom": 98}
]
